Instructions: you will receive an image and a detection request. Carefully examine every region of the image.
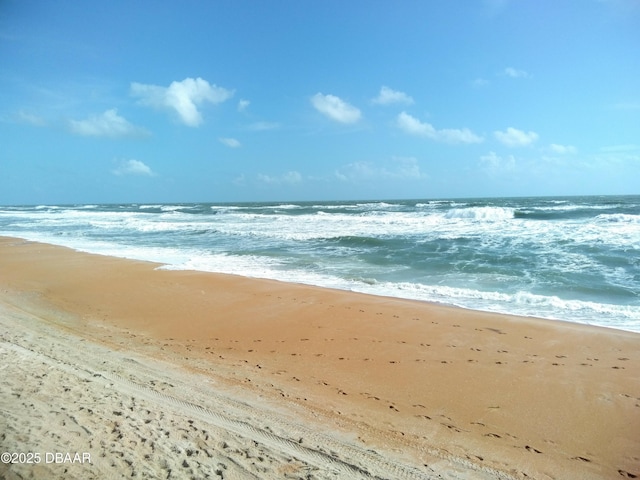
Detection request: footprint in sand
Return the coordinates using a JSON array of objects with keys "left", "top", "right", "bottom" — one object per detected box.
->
[
  {"left": 485, "top": 328, "right": 506, "bottom": 335},
  {"left": 618, "top": 469, "right": 638, "bottom": 478},
  {"left": 442, "top": 423, "right": 464, "bottom": 433},
  {"left": 572, "top": 456, "right": 591, "bottom": 463}
]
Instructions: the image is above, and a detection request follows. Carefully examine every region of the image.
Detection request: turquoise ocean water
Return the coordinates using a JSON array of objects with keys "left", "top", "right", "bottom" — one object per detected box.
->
[{"left": 1, "top": 195, "right": 638, "bottom": 332}]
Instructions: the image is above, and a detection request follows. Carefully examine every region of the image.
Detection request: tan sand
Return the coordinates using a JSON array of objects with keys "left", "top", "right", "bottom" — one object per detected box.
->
[{"left": 0, "top": 236, "right": 638, "bottom": 479}]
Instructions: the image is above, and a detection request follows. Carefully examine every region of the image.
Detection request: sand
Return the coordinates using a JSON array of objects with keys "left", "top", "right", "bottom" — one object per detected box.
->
[{"left": 0, "top": 236, "right": 638, "bottom": 479}]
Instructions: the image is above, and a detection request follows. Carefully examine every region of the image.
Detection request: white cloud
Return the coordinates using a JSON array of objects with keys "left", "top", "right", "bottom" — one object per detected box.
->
[
  {"left": 131, "top": 77, "right": 233, "bottom": 127},
  {"left": 471, "top": 77, "right": 490, "bottom": 88},
  {"left": 391, "top": 156, "right": 425, "bottom": 179},
  {"left": 238, "top": 99, "right": 250, "bottom": 112},
  {"left": 371, "top": 86, "right": 414, "bottom": 106},
  {"left": 397, "top": 112, "right": 435, "bottom": 136},
  {"left": 335, "top": 157, "right": 427, "bottom": 182},
  {"left": 16, "top": 110, "right": 47, "bottom": 127},
  {"left": 112, "top": 159, "right": 154, "bottom": 176},
  {"left": 549, "top": 143, "right": 577, "bottom": 155},
  {"left": 69, "top": 109, "right": 148, "bottom": 138},
  {"left": 335, "top": 162, "right": 375, "bottom": 181},
  {"left": 494, "top": 127, "right": 538, "bottom": 147},
  {"left": 504, "top": 67, "right": 529, "bottom": 78},
  {"left": 592, "top": 145, "right": 640, "bottom": 168},
  {"left": 396, "top": 112, "right": 483, "bottom": 144},
  {"left": 480, "top": 151, "right": 516, "bottom": 173},
  {"left": 258, "top": 171, "right": 302, "bottom": 185},
  {"left": 232, "top": 174, "right": 246, "bottom": 186},
  {"left": 311, "top": 93, "right": 361, "bottom": 124},
  {"left": 219, "top": 137, "right": 241, "bottom": 148}
]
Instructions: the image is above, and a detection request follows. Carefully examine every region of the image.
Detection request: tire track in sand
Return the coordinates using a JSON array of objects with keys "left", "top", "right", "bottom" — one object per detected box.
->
[
  {"left": 1, "top": 336, "right": 436, "bottom": 480},
  {"left": 0, "top": 299, "right": 510, "bottom": 480}
]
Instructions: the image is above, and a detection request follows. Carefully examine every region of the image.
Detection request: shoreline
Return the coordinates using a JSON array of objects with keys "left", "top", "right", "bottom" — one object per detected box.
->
[
  {"left": 1, "top": 236, "right": 639, "bottom": 479},
  {"left": 5, "top": 232, "right": 637, "bottom": 335}
]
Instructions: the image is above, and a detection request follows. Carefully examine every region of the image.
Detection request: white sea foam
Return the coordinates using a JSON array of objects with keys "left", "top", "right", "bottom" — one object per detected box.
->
[
  {"left": 444, "top": 207, "right": 514, "bottom": 221},
  {"left": 273, "top": 204, "right": 304, "bottom": 209},
  {"left": 596, "top": 213, "right": 640, "bottom": 223},
  {"left": 531, "top": 203, "right": 619, "bottom": 212},
  {"left": 357, "top": 281, "right": 640, "bottom": 332},
  {"left": 160, "top": 205, "right": 187, "bottom": 212}
]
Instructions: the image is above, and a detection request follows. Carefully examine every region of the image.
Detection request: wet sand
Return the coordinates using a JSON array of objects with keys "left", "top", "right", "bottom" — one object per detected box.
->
[{"left": 1, "top": 236, "right": 639, "bottom": 479}]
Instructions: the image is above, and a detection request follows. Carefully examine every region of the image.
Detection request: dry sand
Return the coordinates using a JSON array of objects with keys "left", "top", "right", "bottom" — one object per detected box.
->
[{"left": 0, "top": 236, "right": 639, "bottom": 479}]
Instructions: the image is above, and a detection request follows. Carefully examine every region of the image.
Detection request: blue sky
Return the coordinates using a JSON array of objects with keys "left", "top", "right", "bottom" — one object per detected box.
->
[{"left": 1, "top": 0, "right": 639, "bottom": 204}]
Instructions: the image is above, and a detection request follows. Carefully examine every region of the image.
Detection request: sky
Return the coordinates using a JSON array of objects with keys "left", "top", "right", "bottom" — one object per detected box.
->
[{"left": 1, "top": 0, "right": 639, "bottom": 204}]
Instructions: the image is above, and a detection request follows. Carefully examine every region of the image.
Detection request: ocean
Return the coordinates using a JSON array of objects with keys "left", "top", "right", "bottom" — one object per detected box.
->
[{"left": 1, "top": 195, "right": 639, "bottom": 332}]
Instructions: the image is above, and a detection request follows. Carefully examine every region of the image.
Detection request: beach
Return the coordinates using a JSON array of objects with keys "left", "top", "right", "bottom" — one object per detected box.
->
[{"left": 1, "top": 236, "right": 639, "bottom": 479}]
